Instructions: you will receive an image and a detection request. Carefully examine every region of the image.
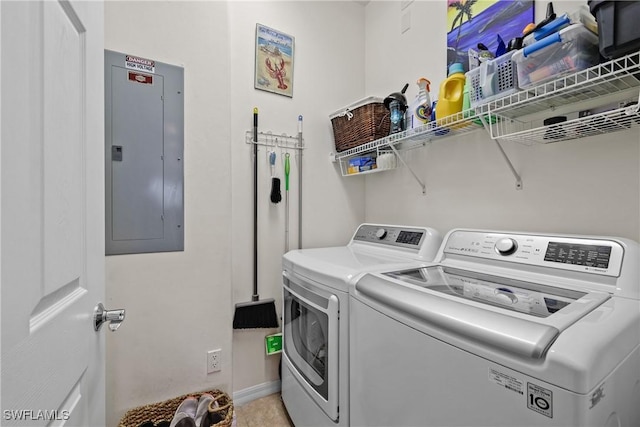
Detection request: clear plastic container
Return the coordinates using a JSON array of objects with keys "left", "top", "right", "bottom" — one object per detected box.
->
[
  {"left": 522, "top": 6, "right": 597, "bottom": 47},
  {"left": 513, "top": 23, "right": 599, "bottom": 89}
]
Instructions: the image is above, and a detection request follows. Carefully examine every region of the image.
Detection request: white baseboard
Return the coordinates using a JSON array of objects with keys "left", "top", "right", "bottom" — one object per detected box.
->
[{"left": 232, "top": 380, "right": 281, "bottom": 406}]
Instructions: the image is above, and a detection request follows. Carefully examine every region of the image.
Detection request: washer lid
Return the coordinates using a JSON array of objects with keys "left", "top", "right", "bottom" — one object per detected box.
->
[
  {"left": 355, "top": 266, "right": 610, "bottom": 359},
  {"left": 283, "top": 246, "right": 423, "bottom": 291}
]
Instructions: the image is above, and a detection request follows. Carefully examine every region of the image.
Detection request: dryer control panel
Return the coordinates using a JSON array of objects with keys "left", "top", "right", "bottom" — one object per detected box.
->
[
  {"left": 443, "top": 230, "right": 624, "bottom": 277},
  {"left": 353, "top": 224, "right": 426, "bottom": 250}
]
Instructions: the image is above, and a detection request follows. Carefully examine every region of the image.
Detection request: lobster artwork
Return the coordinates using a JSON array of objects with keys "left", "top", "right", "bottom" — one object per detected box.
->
[{"left": 265, "top": 57, "right": 288, "bottom": 90}]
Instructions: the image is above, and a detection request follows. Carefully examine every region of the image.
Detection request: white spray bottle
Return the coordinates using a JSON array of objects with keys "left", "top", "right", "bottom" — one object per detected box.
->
[{"left": 411, "top": 78, "right": 432, "bottom": 129}]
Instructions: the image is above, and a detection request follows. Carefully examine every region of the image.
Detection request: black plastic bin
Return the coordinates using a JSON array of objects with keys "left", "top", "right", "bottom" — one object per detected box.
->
[{"left": 589, "top": 0, "right": 640, "bottom": 59}]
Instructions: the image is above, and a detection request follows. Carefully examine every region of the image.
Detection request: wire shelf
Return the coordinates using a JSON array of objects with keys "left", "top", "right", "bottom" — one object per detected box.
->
[
  {"left": 478, "top": 51, "right": 640, "bottom": 118},
  {"left": 334, "top": 109, "right": 484, "bottom": 160},
  {"left": 489, "top": 103, "right": 640, "bottom": 145}
]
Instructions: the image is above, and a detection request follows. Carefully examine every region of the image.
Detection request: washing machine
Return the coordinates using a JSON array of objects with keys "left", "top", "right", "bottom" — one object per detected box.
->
[
  {"left": 350, "top": 229, "right": 640, "bottom": 426},
  {"left": 281, "top": 223, "right": 442, "bottom": 426}
]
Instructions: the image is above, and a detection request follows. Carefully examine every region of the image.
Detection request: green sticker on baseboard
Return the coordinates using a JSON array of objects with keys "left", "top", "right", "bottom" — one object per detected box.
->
[{"left": 265, "top": 333, "right": 282, "bottom": 355}]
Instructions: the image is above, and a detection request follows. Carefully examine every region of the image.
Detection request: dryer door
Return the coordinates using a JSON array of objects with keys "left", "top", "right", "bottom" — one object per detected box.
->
[{"left": 282, "top": 271, "right": 339, "bottom": 421}]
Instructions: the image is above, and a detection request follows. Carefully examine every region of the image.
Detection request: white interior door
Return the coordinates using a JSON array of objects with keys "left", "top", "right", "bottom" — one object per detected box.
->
[{"left": 1, "top": 1, "right": 106, "bottom": 426}]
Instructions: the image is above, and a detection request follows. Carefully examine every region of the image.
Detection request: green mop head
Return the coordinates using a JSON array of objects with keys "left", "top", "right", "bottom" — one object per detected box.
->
[{"left": 233, "top": 298, "right": 279, "bottom": 329}]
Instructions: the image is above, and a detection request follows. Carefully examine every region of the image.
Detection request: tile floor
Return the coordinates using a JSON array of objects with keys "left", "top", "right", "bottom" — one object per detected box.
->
[{"left": 235, "top": 393, "right": 294, "bottom": 427}]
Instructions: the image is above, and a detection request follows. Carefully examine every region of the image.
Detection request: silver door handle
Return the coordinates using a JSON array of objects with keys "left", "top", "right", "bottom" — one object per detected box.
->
[{"left": 94, "top": 303, "right": 126, "bottom": 332}]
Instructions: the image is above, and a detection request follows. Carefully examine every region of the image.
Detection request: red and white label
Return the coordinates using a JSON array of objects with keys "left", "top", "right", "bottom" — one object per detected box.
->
[
  {"left": 128, "top": 72, "right": 153, "bottom": 85},
  {"left": 125, "top": 55, "right": 155, "bottom": 73}
]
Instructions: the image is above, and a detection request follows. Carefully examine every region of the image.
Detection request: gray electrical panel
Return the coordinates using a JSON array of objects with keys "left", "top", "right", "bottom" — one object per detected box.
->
[{"left": 105, "top": 50, "right": 184, "bottom": 255}]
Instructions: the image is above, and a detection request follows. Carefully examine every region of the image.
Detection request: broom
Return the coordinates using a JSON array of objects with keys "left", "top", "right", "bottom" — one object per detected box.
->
[{"left": 233, "top": 108, "right": 279, "bottom": 329}]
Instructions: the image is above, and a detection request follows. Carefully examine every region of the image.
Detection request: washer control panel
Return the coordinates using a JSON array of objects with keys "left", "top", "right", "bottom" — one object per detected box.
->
[
  {"left": 353, "top": 224, "right": 426, "bottom": 250},
  {"left": 443, "top": 230, "right": 624, "bottom": 277}
]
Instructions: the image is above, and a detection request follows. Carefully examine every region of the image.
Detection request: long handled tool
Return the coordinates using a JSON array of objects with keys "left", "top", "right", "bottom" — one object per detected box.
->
[
  {"left": 296, "top": 115, "right": 303, "bottom": 249},
  {"left": 233, "top": 107, "right": 279, "bottom": 329},
  {"left": 284, "top": 152, "right": 291, "bottom": 252}
]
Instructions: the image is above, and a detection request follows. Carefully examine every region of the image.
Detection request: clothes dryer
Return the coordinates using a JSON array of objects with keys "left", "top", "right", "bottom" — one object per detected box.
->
[
  {"left": 350, "top": 229, "right": 640, "bottom": 426},
  {"left": 281, "top": 223, "right": 442, "bottom": 426}
]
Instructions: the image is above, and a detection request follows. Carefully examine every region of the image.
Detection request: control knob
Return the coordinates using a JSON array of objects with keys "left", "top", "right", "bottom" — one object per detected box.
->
[
  {"left": 375, "top": 228, "right": 387, "bottom": 239},
  {"left": 495, "top": 238, "right": 518, "bottom": 256},
  {"left": 495, "top": 288, "right": 518, "bottom": 304}
]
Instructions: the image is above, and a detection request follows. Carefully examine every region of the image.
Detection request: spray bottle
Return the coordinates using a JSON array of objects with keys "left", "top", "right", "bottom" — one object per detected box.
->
[{"left": 410, "top": 78, "right": 432, "bottom": 129}]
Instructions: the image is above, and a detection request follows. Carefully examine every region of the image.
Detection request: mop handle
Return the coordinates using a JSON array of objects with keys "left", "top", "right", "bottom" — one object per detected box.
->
[
  {"left": 297, "top": 115, "right": 303, "bottom": 249},
  {"left": 284, "top": 153, "right": 290, "bottom": 252},
  {"left": 252, "top": 107, "right": 259, "bottom": 300}
]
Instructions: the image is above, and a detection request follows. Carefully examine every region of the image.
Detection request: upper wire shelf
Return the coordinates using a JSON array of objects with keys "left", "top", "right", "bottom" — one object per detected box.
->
[
  {"left": 479, "top": 51, "right": 640, "bottom": 118},
  {"left": 334, "top": 109, "right": 484, "bottom": 160}
]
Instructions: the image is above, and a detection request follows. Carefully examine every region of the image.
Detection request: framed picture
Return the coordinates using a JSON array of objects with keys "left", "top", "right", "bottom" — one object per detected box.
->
[
  {"left": 255, "top": 24, "right": 294, "bottom": 97},
  {"left": 447, "top": 0, "right": 534, "bottom": 72}
]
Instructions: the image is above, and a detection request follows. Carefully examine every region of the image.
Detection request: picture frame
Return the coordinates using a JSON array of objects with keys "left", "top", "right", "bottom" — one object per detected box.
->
[
  {"left": 254, "top": 23, "right": 295, "bottom": 98},
  {"left": 447, "top": 0, "right": 534, "bottom": 72}
]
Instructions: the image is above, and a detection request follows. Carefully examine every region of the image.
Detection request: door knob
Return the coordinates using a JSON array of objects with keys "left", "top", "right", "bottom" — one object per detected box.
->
[{"left": 94, "top": 303, "right": 126, "bottom": 332}]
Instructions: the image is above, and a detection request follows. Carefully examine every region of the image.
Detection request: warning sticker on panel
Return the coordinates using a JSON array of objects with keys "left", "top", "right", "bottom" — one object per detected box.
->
[
  {"left": 128, "top": 72, "right": 153, "bottom": 85},
  {"left": 489, "top": 368, "right": 524, "bottom": 395},
  {"left": 527, "top": 382, "right": 553, "bottom": 418},
  {"left": 125, "top": 55, "right": 155, "bottom": 74}
]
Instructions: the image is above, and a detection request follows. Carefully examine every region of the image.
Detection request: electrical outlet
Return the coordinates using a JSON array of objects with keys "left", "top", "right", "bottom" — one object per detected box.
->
[{"left": 207, "top": 349, "right": 221, "bottom": 373}]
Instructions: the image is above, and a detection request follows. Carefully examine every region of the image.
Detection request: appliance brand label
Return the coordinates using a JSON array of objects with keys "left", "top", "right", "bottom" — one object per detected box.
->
[
  {"left": 527, "top": 382, "right": 553, "bottom": 418},
  {"left": 488, "top": 368, "right": 523, "bottom": 395}
]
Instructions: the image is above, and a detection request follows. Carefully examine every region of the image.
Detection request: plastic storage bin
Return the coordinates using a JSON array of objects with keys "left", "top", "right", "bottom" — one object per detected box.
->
[
  {"left": 589, "top": 0, "right": 640, "bottom": 59},
  {"left": 523, "top": 6, "right": 597, "bottom": 47},
  {"left": 330, "top": 97, "right": 390, "bottom": 153},
  {"left": 466, "top": 51, "right": 518, "bottom": 108},
  {"left": 347, "top": 156, "right": 376, "bottom": 174},
  {"left": 513, "top": 23, "right": 599, "bottom": 89}
]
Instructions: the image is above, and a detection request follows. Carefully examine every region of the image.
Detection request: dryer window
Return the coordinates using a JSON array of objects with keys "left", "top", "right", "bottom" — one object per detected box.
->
[{"left": 283, "top": 288, "right": 329, "bottom": 400}]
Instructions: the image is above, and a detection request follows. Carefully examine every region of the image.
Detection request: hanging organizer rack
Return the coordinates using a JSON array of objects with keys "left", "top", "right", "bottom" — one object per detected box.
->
[
  {"left": 246, "top": 127, "right": 305, "bottom": 252},
  {"left": 245, "top": 130, "right": 304, "bottom": 151}
]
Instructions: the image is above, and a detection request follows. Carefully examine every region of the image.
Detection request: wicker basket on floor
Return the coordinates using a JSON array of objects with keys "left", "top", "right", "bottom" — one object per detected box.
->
[
  {"left": 330, "top": 97, "right": 390, "bottom": 152},
  {"left": 118, "top": 389, "right": 233, "bottom": 427}
]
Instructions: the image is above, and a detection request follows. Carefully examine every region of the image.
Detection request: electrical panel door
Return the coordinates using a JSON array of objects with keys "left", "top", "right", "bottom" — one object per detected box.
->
[{"left": 105, "top": 50, "right": 184, "bottom": 255}]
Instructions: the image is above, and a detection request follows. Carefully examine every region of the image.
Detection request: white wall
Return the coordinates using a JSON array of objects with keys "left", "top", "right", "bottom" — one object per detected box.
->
[
  {"left": 228, "top": 0, "right": 366, "bottom": 392},
  {"left": 104, "top": 2, "right": 233, "bottom": 425},
  {"left": 103, "top": 1, "right": 639, "bottom": 423},
  {"left": 364, "top": 1, "right": 640, "bottom": 242},
  {"left": 104, "top": 1, "right": 366, "bottom": 423}
]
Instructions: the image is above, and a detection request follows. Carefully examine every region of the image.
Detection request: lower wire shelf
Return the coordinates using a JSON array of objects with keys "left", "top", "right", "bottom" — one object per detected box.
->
[
  {"left": 488, "top": 101, "right": 640, "bottom": 145},
  {"left": 333, "top": 110, "right": 486, "bottom": 193}
]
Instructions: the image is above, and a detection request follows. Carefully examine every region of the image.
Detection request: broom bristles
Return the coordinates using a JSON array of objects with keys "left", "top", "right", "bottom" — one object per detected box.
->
[{"left": 233, "top": 298, "right": 279, "bottom": 329}]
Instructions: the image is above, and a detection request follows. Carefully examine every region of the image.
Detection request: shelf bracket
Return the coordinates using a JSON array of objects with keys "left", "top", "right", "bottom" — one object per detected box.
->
[
  {"left": 479, "top": 114, "right": 523, "bottom": 190},
  {"left": 493, "top": 139, "right": 523, "bottom": 190},
  {"left": 388, "top": 143, "right": 427, "bottom": 195}
]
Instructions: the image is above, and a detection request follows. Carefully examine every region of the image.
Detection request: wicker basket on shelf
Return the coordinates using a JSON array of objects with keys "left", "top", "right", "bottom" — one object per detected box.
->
[
  {"left": 118, "top": 389, "right": 233, "bottom": 427},
  {"left": 330, "top": 97, "right": 390, "bottom": 152}
]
